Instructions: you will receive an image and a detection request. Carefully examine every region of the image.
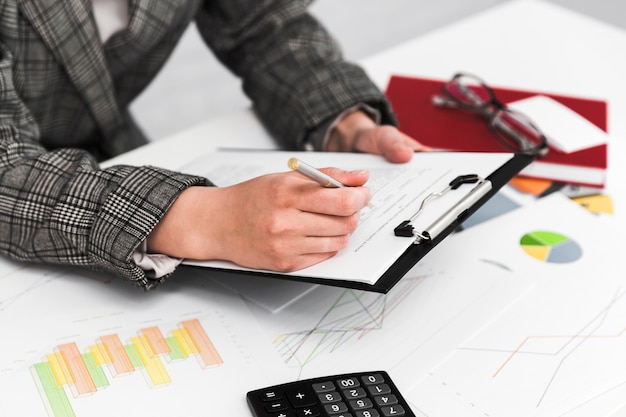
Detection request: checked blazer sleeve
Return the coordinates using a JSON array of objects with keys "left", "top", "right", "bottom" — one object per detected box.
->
[
  {"left": 195, "top": 0, "right": 398, "bottom": 151},
  {"left": 0, "top": 44, "right": 207, "bottom": 290}
]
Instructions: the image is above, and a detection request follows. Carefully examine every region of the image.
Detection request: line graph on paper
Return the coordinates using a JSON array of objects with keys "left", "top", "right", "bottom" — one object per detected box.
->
[
  {"left": 273, "top": 276, "right": 424, "bottom": 376},
  {"left": 264, "top": 258, "right": 530, "bottom": 382},
  {"left": 418, "top": 285, "right": 626, "bottom": 417}
]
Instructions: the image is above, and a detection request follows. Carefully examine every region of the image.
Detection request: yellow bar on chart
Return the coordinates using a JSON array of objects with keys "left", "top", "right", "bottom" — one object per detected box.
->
[
  {"left": 88, "top": 343, "right": 111, "bottom": 366},
  {"left": 46, "top": 352, "right": 74, "bottom": 386},
  {"left": 131, "top": 335, "right": 171, "bottom": 386},
  {"left": 171, "top": 328, "right": 196, "bottom": 356}
]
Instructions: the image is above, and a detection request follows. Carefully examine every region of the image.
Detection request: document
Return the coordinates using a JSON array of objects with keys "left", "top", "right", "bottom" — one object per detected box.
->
[
  {"left": 180, "top": 150, "right": 527, "bottom": 290},
  {"left": 407, "top": 194, "right": 626, "bottom": 417}
]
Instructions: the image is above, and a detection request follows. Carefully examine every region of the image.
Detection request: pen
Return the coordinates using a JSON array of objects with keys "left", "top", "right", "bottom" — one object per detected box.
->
[
  {"left": 287, "top": 158, "right": 345, "bottom": 188},
  {"left": 288, "top": 157, "right": 373, "bottom": 208}
]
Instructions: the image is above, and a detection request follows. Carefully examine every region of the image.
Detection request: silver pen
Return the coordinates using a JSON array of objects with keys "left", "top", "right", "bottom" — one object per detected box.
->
[
  {"left": 288, "top": 157, "right": 373, "bottom": 207},
  {"left": 287, "top": 158, "right": 345, "bottom": 188}
]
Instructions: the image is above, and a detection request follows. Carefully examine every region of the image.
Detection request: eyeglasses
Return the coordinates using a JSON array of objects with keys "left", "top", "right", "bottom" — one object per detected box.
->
[{"left": 432, "top": 73, "right": 549, "bottom": 157}]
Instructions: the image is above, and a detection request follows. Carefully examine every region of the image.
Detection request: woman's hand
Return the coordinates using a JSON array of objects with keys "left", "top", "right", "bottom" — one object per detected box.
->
[
  {"left": 325, "top": 110, "right": 430, "bottom": 163},
  {"left": 146, "top": 169, "right": 371, "bottom": 272}
]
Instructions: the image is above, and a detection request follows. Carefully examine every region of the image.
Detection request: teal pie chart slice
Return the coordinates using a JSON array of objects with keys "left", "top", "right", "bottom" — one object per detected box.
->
[{"left": 520, "top": 231, "right": 582, "bottom": 263}]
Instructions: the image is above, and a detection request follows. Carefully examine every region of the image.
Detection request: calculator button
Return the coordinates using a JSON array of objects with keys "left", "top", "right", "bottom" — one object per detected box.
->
[
  {"left": 323, "top": 401, "right": 348, "bottom": 414},
  {"left": 374, "top": 394, "right": 398, "bottom": 407},
  {"left": 380, "top": 405, "right": 406, "bottom": 417},
  {"left": 367, "top": 384, "right": 391, "bottom": 396},
  {"left": 336, "top": 377, "right": 360, "bottom": 389},
  {"left": 296, "top": 407, "right": 320, "bottom": 417},
  {"left": 271, "top": 412, "right": 297, "bottom": 417},
  {"left": 361, "top": 374, "right": 385, "bottom": 385},
  {"left": 286, "top": 387, "right": 316, "bottom": 408},
  {"left": 266, "top": 401, "right": 289, "bottom": 413},
  {"left": 349, "top": 398, "right": 373, "bottom": 411},
  {"left": 342, "top": 387, "right": 367, "bottom": 399},
  {"left": 354, "top": 410, "right": 380, "bottom": 417},
  {"left": 312, "top": 381, "right": 336, "bottom": 393},
  {"left": 260, "top": 389, "right": 284, "bottom": 402},
  {"left": 318, "top": 391, "right": 342, "bottom": 404}
]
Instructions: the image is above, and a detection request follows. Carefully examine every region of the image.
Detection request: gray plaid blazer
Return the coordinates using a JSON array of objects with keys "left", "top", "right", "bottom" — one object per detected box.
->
[{"left": 0, "top": 0, "right": 394, "bottom": 289}]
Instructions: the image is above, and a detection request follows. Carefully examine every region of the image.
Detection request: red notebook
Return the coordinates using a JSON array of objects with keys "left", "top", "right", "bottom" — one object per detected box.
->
[{"left": 385, "top": 75, "right": 608, "bottom": 187}]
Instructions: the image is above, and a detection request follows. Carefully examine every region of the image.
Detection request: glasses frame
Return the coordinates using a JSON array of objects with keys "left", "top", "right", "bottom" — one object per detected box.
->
[{"left": 433, "top": 73, "right": 549, "bottom": 158}]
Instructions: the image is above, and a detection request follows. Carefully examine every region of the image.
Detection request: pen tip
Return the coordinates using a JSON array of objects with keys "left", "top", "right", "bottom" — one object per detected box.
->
[{"left": 287, "top": 158, "right": 299, "bottom": 170}]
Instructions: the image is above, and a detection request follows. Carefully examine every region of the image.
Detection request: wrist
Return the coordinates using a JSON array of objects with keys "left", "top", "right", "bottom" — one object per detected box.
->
[
  {"left": 325, "top": 110, "right": 377, "bottom": 152},
  {"left": 146, "top": 186, "right": 227, "bottom": 260}
]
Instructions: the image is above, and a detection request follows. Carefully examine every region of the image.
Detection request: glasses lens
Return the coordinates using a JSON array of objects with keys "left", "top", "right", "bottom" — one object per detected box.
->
[
  {"left": 444, "top": 74, "right": 493, "bottom": 108},
  {"left": 491, "top": 110, "right": 548, "bottom": 156}
]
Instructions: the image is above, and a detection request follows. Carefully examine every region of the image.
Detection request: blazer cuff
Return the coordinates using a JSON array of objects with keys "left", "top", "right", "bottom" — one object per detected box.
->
[{"left": 88, "top": 166, "right": 208, "bottom": 290}]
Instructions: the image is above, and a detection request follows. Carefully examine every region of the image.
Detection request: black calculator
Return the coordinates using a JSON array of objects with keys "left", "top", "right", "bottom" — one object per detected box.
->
[{"left": 247, "top": 370, "right": 415, "bottom": 417}]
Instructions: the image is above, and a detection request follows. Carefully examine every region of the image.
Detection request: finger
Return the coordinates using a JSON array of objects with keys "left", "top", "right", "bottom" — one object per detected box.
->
[
  {"left": 293, "top": 185, "right": 372, "bottom": 216},
  {"left": 354, "top": 126, "right": 431, "bottom": 163},
  {"left": 253, "top": 233, "right": 354, "bottom": 272},
  {"left": 270, "top": 250, "right": 340, "bottom": 272},
  {"left": 318, "top": 167, "right": 369, "bottom": 187}
]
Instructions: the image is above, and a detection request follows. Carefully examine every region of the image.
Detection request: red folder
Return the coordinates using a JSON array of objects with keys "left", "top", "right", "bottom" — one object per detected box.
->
[{"left": 385, "top": 75, "right": 608, "bottom": 187}]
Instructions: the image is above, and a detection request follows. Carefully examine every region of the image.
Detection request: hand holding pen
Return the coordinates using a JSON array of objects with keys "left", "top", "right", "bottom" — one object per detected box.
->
[
  {"left": 148, "top": 160, "right": 371, "bottom": 273},
  {"left": 288, "top": 158, "right": 373, "bottom": 207}
]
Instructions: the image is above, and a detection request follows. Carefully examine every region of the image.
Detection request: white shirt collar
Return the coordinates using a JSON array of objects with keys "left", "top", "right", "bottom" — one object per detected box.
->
[{"left": 91, "top": 0, "right": 129, "bottom": 42}]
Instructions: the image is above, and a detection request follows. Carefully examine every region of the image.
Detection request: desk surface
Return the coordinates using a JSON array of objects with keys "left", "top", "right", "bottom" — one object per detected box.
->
[{"left": 10, "top": 1, "right": 626, "bottom": 416}]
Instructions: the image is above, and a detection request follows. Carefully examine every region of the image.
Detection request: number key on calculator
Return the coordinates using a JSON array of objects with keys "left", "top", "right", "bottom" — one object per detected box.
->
[{"left": 247, "top": 370, "right": 415, "bottom": 417}]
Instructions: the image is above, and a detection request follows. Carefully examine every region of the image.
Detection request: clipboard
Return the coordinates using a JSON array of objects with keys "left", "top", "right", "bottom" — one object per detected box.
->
[{"left": 181, "top": 151, "right": 534, "bottom": 293}]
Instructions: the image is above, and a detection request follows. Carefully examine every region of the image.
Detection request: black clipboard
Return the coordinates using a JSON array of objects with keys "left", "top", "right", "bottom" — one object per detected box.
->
[{"left": 184, "top": 152, "right": 534, "bottom": 293}]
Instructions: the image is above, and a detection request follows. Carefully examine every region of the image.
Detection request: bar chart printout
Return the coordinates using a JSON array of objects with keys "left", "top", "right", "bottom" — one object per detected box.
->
[{"left": 30, "top": 318, "right": 223, "bottom": 417}]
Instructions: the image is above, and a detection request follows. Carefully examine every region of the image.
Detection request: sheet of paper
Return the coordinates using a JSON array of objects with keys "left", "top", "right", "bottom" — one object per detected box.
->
[
  {"left": 0, "top": 262, "right": 288, "bottom": 417},
  {"left": 247, "top": 246, "right": 531, "bottom": 392},
  {"left": 406, "top": 194, "right": 626, "bottom": 417},
  {"left": 507, "top": 95, "right": 608, "bottom": 153},
  {"left": 211, "top": 274, "right": 319, "bottom": 314},
  {"left": 180, "top": 150, "right": 514, "bottom": 284}
]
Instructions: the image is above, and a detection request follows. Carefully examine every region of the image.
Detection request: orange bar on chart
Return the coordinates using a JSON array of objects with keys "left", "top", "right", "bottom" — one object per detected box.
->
[
  {"left": 140, "top": 326, "right": 171, "bottom": 355},
  {"left": 57, "top": 343, "right": 97, "bottom": 396},
  {"left": 99, "top": 334, "right": 135, "bottom": 375},
  {"left": 181, "top": 319, "right": 223, "bottom": 368}
]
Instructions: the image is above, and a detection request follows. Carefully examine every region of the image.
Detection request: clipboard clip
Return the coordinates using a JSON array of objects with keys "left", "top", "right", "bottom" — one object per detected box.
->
[{"left": 394, "top": 174, "right": 492, "bottom": 243}]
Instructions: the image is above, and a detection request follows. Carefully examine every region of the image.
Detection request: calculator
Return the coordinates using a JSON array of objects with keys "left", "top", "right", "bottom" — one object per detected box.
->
[{"left": 247, "top": 370, "right": 415, "bottom": 417}]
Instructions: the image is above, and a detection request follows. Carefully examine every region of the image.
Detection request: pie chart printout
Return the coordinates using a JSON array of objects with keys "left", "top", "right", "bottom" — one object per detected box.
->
[{"left": 519, "top": 231, "right": 583, "bottom": 263}]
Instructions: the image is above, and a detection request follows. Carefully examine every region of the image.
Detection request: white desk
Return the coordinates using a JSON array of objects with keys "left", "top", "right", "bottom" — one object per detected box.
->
[{"left": 15, "top": 1, "right": 626, "bottom": 417}]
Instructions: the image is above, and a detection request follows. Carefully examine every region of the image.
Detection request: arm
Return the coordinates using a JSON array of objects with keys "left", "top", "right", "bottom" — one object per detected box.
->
[
  {"left": 194, "top": 0, "right": 399, "bottom": 150},
  {"left": 0, "top": 43, "right": 207, "bottom": 289}
]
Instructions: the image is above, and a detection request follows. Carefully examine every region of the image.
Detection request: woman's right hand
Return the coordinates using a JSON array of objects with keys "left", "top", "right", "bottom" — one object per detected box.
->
[{"left": 146, "top": 168, "right": 372, "bottom": 272}]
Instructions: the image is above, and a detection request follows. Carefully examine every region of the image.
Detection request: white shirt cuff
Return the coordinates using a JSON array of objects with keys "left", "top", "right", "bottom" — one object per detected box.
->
[{"left": 133, "top": 241, "right": 182, "bottom": 279}]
